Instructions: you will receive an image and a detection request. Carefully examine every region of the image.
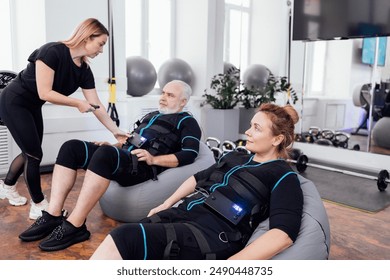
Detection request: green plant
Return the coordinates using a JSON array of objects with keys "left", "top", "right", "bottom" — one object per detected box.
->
[
  {"left": 201, "top": 67, "right": 240, "bottom": 109},
  {"left": 238, "top": 74, "right": 299, "bottom": 109}
]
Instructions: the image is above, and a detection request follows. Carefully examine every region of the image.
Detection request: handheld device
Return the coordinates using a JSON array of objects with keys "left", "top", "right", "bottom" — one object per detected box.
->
[
  {"left": 90, "top": 104, "right": 100, "bottom": 109},
  {"left": 127, "top": 132, "right": 147, "bottom": 148}
]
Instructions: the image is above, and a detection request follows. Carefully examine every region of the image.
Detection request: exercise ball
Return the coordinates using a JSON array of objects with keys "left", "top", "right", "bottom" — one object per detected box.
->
[
  {"left": 372, "top": 117, "right": 390, "bottom": 149},
  {"left": 157, "top": 58, "right": 194, "bottom": 88},
  {"left": 243, "top": 64, "right": 271, "bottom": 89},
  {"left": 126, "top": 56, "right": 157, "bottom": 97},
  {"left": 223, "top": 62, "right": 238, "bottom": 74}
]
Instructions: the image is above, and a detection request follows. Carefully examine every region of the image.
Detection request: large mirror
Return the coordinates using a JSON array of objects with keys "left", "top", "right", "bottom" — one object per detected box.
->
[
  {"left": 289, "top": 0, "right": 390, "bottom": 157},
  {"left": 292, "top": 36, "right": 390, "bottom": 156}
]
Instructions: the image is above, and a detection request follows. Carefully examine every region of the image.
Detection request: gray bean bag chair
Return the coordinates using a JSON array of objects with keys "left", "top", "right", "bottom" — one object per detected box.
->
[
  {"left": 99, "top": 141, "right": 215, "bottom": 222},
  {"left": 246, "top": 174, "right": 331, "bottom": 259}
]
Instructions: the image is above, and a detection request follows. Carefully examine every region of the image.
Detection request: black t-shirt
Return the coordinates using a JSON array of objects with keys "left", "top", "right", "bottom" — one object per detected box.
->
[
  {"left": 193, "top": 153, "right": 303, "bottom": 242},
  {"left": 17, "top": 42, "right": 95, "bottom": 105}
]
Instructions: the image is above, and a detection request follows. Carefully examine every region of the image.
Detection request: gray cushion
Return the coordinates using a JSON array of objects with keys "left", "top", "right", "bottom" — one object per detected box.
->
[
  {"left": 99, "top": 141, "right": 215, "bottom": 222},
  {"left": 246, "top": 174, "right": 331, "bottom": 260}
]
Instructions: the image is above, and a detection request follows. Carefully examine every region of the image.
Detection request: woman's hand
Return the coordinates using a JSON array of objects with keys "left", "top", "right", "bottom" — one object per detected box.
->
[
  {"left": 78, "top": 100, "right": 97, "bottom": 113},
  {"left": 147, "top": 201, "right": 171, "bottom": 217},
  {"left": 93, "top": 141, "right": 112, "bottom": 146},
  {"left": 113, "top": 129, "right": 131, "bottom": 145}
]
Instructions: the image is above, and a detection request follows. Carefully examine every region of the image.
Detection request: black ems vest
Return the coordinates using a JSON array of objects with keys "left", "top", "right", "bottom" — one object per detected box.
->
[
  {"left": 197, "top": 152, "right": 275, "bottom": 229},
  {"left": 124, "top": 111, "right": 190, "bottom": 155}
]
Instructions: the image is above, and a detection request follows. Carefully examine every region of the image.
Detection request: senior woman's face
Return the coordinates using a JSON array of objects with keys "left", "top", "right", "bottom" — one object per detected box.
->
[{"left": 245, "top": 111, "right": 279, "bottom": 154}]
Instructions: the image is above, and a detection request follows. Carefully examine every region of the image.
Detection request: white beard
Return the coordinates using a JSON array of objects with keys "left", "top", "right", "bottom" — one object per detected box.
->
[{"left": 158, "top": 105, "right": 180, "bottom": 114}]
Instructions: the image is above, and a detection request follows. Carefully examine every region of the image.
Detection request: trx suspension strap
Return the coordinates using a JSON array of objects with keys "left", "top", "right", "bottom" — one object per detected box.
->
[{"left": 107, "top": 0, "right": 120, "bottom": 126}]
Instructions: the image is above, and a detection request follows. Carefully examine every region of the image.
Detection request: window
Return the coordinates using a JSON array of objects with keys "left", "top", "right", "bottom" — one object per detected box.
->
[
  {"left": 125, "top": 0, "right": 175, "bottom": 76},
  {"left": 307, "top": 41, "right": 326, "bottom": 95},
  {"left": 224, "top": 0, "right": 251, "bottom": 71},
  {"left": 0, "top": 0, "right": 13, "bottom": 70}
]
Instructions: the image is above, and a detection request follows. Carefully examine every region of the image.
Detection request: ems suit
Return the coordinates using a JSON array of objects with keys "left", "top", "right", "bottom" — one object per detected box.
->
[
  {"left": 109, "top": 152, "right": 304, "bottom": 260},
  {"left": 56, "top": 111, "right": 201, "bottom": 187}
]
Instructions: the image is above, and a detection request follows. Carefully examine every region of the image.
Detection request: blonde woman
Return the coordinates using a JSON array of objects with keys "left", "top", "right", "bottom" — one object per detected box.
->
[{"left": 0, "top": 18, "right": 129, "bottom": 219}]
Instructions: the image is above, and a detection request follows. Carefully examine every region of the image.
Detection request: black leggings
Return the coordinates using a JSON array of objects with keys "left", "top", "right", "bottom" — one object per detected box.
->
[
  {"left": 0, "top": 82, "right": 44, "bottom": 203},
  {"left": 56, "top": 139, "right": 155, "bottom": 186}
]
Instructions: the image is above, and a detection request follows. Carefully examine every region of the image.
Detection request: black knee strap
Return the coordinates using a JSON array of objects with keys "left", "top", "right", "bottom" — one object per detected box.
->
[
  {"left": 163, "top": 224, "right": 180, "bottom": 259},
  {"left": 184, "top": 223, "right": 216, "bottom": 260},
  {"left": 130, "top": 154, "right": 138, "bottom": 175}
]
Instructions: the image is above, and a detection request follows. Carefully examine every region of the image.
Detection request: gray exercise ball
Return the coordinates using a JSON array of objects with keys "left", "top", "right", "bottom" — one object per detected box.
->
[
  {"left": 223, "top": 62, "right": 238, "bottom": 74},
  {"left": 126, "top": 56, "right": 157, "bottom": 97},
  {"left": 372, "top": 117, "right": 390, "bottom": 149},
  {"left": 243, "top": 64, "right": 271, "bottom": 89},
  {"left": 157, "top": 58, "right": 194, "bottom": 88}
]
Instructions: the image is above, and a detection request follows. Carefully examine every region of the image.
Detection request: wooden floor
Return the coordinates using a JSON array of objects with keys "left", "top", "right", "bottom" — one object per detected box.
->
[{"left": 0, "top": 170, "right": 389, "bottom": 260}]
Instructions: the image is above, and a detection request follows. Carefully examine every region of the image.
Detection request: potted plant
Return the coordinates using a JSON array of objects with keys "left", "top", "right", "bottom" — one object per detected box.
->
[
  {"left": 236, "top": 73, "right": 298, "bottom": 134},
  {"left": 238, "top": 73, "right": 298, "bottom": 109},
  {"left": 201, "top": 67, "right": 241, "bottom": 141},
  {"left": 201, "top": 67, "right": 240, "bottom": 109}
]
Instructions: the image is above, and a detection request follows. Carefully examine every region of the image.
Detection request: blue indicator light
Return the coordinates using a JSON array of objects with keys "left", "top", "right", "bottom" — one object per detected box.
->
[{"left": 232, "top": 204, "right": 243, "bottom": 213}]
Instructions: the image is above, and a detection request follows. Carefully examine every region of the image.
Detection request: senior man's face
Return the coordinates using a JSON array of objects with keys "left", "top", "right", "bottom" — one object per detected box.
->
[{"left": 159, "top": 83, "right": 186, "bottom": 114}]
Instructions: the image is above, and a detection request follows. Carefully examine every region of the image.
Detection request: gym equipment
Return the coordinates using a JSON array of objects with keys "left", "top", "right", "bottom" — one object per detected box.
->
[
  {"left": 223, "top": 62, "right": 238, "bottom": 74},
  {"left": 107, "top": 0, "right": 119, "bottom": 126},
  {"left": 205, "top": 137, "right": 223, "bottom": 161},
  {"left": 205, "top": 137, "right": 252, "bottom": 160},
  {"left": 0, "top": 70, "right": 17, "bottom": 92},
  {"left": 372, "top": 117, "right": 390, "bottom": 149},
  {"left": 0, "top": 70, "right": 18, "bottom": 126},
  {"left": 243, "top": 64, "right": 270, "bottom": 89},
  {"left": 157, "top": 58, "right": 194, "bottom": 89},
  {"left": 126, "top": 56, "right": 157, "bottom": 97},
  {"left": 221, "top": 140, "right": 236, "bottom": 153},
  {"left": 332, "top": 132, "right": 349, "bottom": 148},
  {"left": 291, "top": 154, "right": 389, "bottom": 191},
  {"left": 297, "top": 127, "right": 351, "bottom": 149},
  {"left": 351, "top": 83, "right": 371, "bottom": 135}
]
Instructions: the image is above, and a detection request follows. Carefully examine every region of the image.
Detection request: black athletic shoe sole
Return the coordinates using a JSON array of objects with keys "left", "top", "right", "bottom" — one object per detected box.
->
[
  {"left": 38, "top": 230, "right": 91, "bottom": 252},
  {"left": 19, "top": 230, "right": 54, "bottom": 242}
]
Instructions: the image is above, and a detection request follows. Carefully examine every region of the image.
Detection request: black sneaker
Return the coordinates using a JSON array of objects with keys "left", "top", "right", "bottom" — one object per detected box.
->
[
  {"left": 38, "top": 220, "right": 90, "bottom": 251},
  {"left": 19, "top": 210, "right": 64, "bottom": 242}
]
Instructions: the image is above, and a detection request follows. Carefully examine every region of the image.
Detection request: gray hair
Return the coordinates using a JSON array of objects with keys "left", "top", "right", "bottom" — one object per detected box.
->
[{"left": 168, "top": 80, "right": 192, "bottom": 103}]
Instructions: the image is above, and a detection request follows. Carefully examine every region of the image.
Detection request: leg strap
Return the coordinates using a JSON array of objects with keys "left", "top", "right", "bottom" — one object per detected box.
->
[
  {"left": 184, "top": 223, "right": 216, "bottom": 260},
  {"left": 130, "top": 154, "right": 138, "bottom": 175},
  {"left": 163, "top": 224, "right": 180, "bottom": 259},
  {"left": 151, "top": 166, "right": 158, "bottom": 181}
]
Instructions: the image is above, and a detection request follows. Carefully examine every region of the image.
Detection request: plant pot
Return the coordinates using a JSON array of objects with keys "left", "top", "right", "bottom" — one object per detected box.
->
[
  {"left": 239, "top": 107, "right": 256, "bottom": 134},
  {"left": 203, "top": 108, "right": 240, "bottom": 142}
]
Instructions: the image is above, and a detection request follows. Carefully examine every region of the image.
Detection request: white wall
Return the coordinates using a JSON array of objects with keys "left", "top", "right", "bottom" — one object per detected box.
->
[{"left": 11, "top": 0, "right": 46, "bottom": 71}]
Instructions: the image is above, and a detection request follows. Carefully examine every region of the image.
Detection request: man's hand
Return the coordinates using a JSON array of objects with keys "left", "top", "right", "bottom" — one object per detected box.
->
[{"left": 131, "top": 149, "right": 154, "bottom": 165}]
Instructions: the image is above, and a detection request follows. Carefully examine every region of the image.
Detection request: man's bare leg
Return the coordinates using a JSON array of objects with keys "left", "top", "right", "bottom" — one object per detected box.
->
[{"left": 66, "top": 169, "right": 110, "bottom": 227}]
